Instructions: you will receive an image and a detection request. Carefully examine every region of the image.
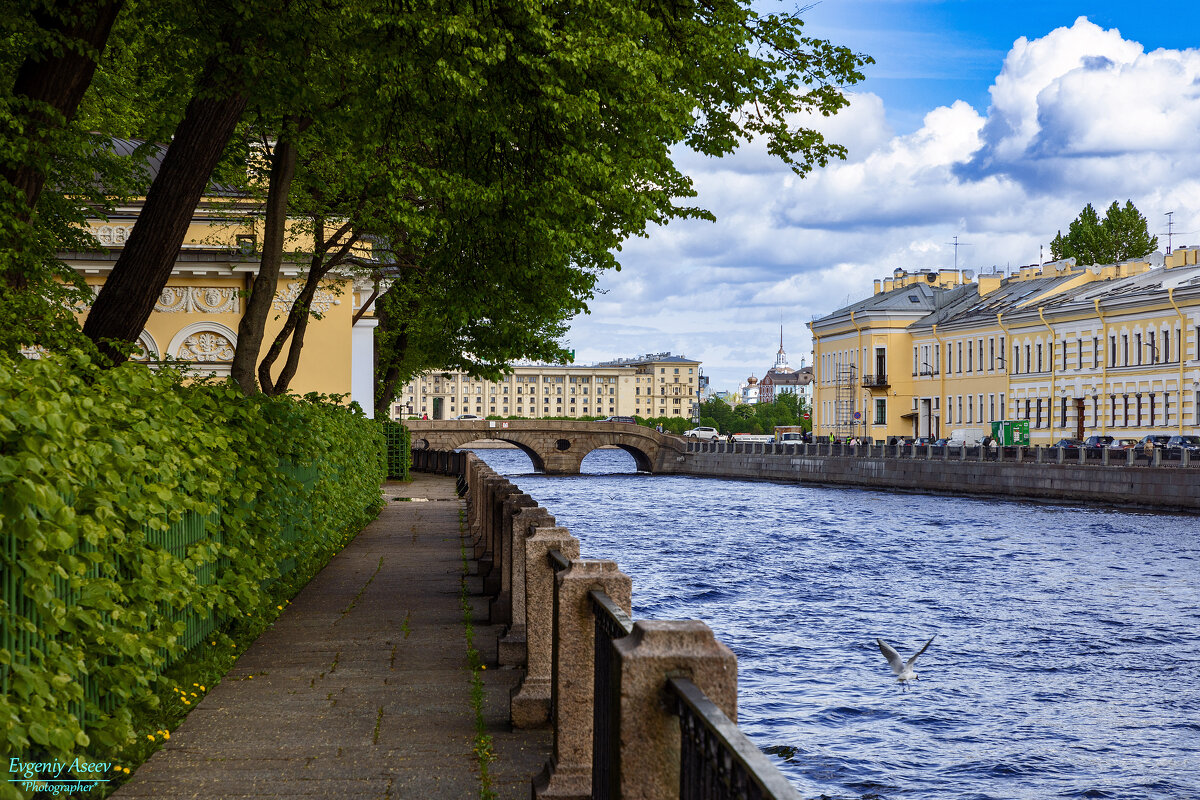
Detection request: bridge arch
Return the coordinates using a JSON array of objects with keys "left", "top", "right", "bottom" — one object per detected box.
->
[
  {"left": 403, "top": 420, "right": 685, "bottom": 475},
  {"left": 455, "top": 437, "right": 546, "bottom": 472}
]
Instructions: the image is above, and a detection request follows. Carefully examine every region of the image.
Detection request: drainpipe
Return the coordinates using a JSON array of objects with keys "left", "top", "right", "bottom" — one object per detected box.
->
[
  {"left": 1038, "top": 307, "right": 1057, "bottom": 442},
  {"left": 1094, "top": 299, "right": 1108, "bottom": 435},
  {"left": 1168, "top": 287, "right": 1187, "bottom": 434},
  {"left": 931, "top": 323, "right": 946, "bottom": 438},
  {"left": 996, "top": 312, "right": 1013, "bottom": 427}
]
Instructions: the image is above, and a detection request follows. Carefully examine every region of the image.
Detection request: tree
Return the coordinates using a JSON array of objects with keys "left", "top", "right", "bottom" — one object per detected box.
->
[{"left": 1050, "top": 200, "right": 1158, "bottom": 265}]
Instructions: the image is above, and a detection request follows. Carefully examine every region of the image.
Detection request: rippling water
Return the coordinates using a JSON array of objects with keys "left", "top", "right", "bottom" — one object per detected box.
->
[{"left": 470, "top": 447, "right": 1200, "bottom": 800}]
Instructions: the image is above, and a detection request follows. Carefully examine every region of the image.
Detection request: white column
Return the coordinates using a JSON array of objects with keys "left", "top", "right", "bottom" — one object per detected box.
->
[{"left": 351, "top": 317, "right": 379, "bottom": 418}]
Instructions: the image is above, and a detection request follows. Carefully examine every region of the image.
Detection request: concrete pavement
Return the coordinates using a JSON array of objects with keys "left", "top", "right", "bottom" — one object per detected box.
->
[{"left": 114, "top": 473, "right": 549, "bottom": 799}]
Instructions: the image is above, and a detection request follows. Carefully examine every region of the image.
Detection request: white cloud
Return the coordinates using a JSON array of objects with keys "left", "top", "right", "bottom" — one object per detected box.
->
[{"left": 567, "top": 17, "right": 1200, "bottom": 392}]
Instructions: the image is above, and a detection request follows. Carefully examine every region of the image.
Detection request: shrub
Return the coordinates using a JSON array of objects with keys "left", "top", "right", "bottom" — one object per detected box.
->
[{"left": 0, "top": 351, "right": 383, "bottom": 791}]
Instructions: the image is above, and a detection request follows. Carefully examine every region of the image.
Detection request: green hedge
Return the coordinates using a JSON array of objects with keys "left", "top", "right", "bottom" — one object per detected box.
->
[{"left": 0, "top": 351, "right": 383, "bottom": 793}]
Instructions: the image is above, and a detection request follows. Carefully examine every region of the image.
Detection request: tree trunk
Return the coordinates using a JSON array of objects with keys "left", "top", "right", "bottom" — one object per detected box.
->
[
  {"left": 257, "top": 260, "right": 332, "bottom": 395},
  {"left": 1, "top": 0, "right": 124, "bottom": 288},
  {"left": 373, "top": 287, "right": 412, "bottom": 418},
  {"left": 231, "top": 136, "right": 299, "bottom": 394},
  {"left": 82, "top": 79, "right": 247, "bottom": 364}
]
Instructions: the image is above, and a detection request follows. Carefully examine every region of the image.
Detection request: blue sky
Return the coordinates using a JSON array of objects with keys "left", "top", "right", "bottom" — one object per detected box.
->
[
  {"left": 564, "top": 3, "right": 1200, "bottom": 393},
  {"left": 804, "top": 0, "right": 1200, "bottom": 130}
]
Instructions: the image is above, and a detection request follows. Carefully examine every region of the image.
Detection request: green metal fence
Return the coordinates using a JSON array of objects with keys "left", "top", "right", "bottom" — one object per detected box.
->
[
  {"left": 0, "top": 462, "right": 321, "bottom": 742},
  {"left": 383, "top": 421, "right": 411, "bottom": 480}
]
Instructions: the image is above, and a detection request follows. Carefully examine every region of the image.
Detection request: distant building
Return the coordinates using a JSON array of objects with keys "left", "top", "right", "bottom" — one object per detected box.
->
[
  {"left": 393, "top": 352, "right": 701, "bottom": 420},
  {"left": 808, "top": 249, "right": 1200, "bottom": 443},
  {"left": 758, "top": 330, "right": 813, "bottom": 404}
]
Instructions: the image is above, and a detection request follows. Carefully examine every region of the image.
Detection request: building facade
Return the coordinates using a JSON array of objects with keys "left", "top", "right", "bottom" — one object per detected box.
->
[
  {"left": 392, "top": 353, "right": 702, "bottom": 420},
  {"left": 808, "top": 249, "right": 1200, "bottom": 443},
  {"left": 60, "top": 138, "right": 379, "bottom": 414}
]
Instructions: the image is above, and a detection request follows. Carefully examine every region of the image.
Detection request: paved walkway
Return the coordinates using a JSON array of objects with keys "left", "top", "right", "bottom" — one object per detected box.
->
[{"left": 115, "top": 473, "right": 550, "bottom": 799}]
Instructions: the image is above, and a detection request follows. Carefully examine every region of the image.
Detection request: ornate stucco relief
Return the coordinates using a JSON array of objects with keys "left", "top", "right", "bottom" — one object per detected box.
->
[
  {"left": 154, "top": 287, "right": 240, "bottom": 314},
  {"left": 273, "top": 281, "right": 341, "bottom": 315}
]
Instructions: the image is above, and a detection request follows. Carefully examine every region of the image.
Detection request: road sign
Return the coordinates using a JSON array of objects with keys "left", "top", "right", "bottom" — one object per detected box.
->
[{"left": 852, "top": 411, "right": 861, "bottom": 420}]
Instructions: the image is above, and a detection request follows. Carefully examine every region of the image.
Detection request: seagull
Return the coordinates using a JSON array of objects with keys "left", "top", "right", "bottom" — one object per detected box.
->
[{"left": 877, "top": 635, "right": 935, "bottom": 689}]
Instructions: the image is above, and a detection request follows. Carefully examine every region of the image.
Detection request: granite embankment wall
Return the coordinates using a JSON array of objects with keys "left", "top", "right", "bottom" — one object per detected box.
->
[{"left": 662, "top": 444, "right": 1200, "bottom": 511}]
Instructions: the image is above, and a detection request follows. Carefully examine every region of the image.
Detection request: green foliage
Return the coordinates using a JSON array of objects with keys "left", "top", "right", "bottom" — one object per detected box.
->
[
  {"left": 1049, "top": 200, "right": 1158, "bottom": 265},
  {"left": 697, "top": 396, "right": 808, "bottom": 435},
  {"left": 0, "top": 351, "right": 382, "bottom": 793}
]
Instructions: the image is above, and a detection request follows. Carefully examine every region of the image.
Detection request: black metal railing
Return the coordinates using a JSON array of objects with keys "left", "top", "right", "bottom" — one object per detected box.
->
[
  {"left": 590, "top": 589, "right": 634, "bottom": 800},
  {"left": 860, "top": 373, "right": 889, "bottom": 388},
  {"left": 669, "top": 677, "right": 800, "bottom": 800}
]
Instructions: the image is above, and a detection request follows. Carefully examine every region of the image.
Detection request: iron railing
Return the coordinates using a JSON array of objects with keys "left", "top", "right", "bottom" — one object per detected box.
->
[
  {"left": 590, "top": 589, "right": 635, "bottom": 800},
  {"left": 669, "top": 677, "right": 801, "bottom": 800}
]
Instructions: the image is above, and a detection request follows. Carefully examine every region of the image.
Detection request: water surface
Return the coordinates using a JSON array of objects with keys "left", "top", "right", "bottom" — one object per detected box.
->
[{"left": 471, "top": 447, "right": 1200, "bottom": 800}]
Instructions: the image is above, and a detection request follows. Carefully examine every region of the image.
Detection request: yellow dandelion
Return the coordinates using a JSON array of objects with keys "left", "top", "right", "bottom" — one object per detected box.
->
[
  {"left": 146, "top": 734, "right": 155, "bottom": 741},
  {"left": 183, "top": 699, "right": 190, "bottom": 705},
  {"left": 122, "top": 767, "right": 130, "bottom": 774},
  {"left": 190, "top": 692, "right": 197, "bottom": 697},
  {"left": 277, "top": 605, "right": 283, "bottom": 610},
  {"left": 200, "top": 685, "right": 205, "bottom": 691},
  {"left": 248, "top": 675, "right": 253, "bottom": 679},
  {"left": 192, "top": 683, "right": 199, "bottom": 687},
  {"left": 481, "top": 665, "right": 487, "bottom": 670},
  {"left": 163, "top": 731, "right": 170, "bottom": 740}
]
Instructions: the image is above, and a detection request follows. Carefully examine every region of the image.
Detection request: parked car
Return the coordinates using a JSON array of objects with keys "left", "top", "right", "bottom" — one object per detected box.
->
[
  {"left": 1051, "top": 438, "right": 1083, "bottom": 449},
  {"left": 1137, "top": 434, "right": 1172, "bottom": 450},
  {"left": 1082, "top": 435, "right": 1114, "bottom": 448},
  {"left": 1166, "top": 435, "right": 1200, "bottom": 452},
  {"left": 602, "top": 416, "right": 636, "bottom": 423},
  {"left": 453, "top": 413, "right": 482, "bottom": 420},
  {"left": 683, "top": 426, "right": 720, "bottom": 440},
  {"left": 932, "top": 438, "right": 950, "bottom": 447},
  {"left": 912, "top": 437, "right": 935, "bottom": 446},
  {"left": 946, "top": 427, "right": 989, "bottom": 446},
  {"left": 1108, "top": 438, "right": 1139, "bottom": 450}
]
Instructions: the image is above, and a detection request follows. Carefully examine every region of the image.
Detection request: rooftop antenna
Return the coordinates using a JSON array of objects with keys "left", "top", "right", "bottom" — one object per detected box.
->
[
  {"left": 1165, "top": 211, "right": 1174, "bottom": 254},
  {"left": 946, "top": 235, "right": 972, "bottom": 270}
]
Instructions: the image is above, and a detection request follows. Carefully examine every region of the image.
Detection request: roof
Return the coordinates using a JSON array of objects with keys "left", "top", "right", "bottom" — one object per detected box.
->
[{"left": 103, "top": 136, "right": 244, "bottom": 197}]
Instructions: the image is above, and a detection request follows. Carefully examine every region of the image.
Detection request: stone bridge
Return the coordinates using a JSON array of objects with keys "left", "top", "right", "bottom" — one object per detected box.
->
[{"left": 403, "top": 419, "right": 687, "bottom": 474}]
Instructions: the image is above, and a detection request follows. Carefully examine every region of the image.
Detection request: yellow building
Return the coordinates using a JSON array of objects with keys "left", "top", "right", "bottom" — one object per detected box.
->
[
  {"left": 392, "top": 353, "right": 701, "bottom": 420},
  {"left": 809, "top": 249, "right": 1200, "bottom": 443},
  {"left": 57, "top": 139, "right": 379, "bottom": 414}
]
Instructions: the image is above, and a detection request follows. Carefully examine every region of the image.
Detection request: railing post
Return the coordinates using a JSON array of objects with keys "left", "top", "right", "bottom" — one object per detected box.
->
[
  {"left": 1036, "top": 446, "right": 1044, "bottom": 464},
  {"left": 512, "top": 529, "right": 579, "bottom": 727},
  {"left": 1057, "top": 447, "right": 1065, "bottom": 464},
  {"left": 499, "top": 506, "right": 556, "bottom": 666},
  {"left": 491, "top": 493, "right": 537, "bottom": 627},
  {"left": 610, "top": 621, "right": 738, "bottom": 800},
  {"left": 1127, "top": 448, "right": 1135, "bottom": 466},
  {"left": 1102, "top": 447, "right": 1110, "bottom": 466},
  {"left": 1153, "top": 448, "right": 1162, "bottom": 467},
  {"left": 533, "top": 560, "right": 631, "bottom": 800}
]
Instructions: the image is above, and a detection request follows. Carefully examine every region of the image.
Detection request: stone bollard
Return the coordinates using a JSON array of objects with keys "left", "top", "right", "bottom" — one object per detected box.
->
[
  {"left": 1183, "top": 448, "right": 1190, "bottom": 468},
  {"left": 491, "top": 493, "right": 537, "bottom": 626},
  {"left": 1036, "top": 446, "right": 1044, "bottom": 464},
  {"left": 609, "top": 621, "right": 738, "bottom": 800},
  {"left": 484, "top": 481, "right": 519, "bottom": 594},
  {"left": 512, "top": 527, "right": 579, "bottom": 726},
  {"left": 498, "top": 505, "right": 556, "bottom": 666},
  {"left": 1153, "top": 448, "right": 1162, "bottom": 467},
  {"left": 1102, "top": 447, "right": 1109, "bottom": 466},
  {"left": 532, "top": 560, "right": 632, "bottom": 800},
  {"left": 1056, "top": 447, "right": 1064, "bottom": 464},
  {"left": 1127, "top": 448, "right": 1135, "bottom": 466}
]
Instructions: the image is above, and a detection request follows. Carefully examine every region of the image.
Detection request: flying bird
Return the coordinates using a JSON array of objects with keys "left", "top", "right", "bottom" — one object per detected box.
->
[{"left": 877, "top": 635, "right": 936, "bottom": 689}]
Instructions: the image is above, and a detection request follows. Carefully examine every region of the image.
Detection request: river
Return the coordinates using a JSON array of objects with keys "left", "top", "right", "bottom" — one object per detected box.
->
[{"left": 468, "top": 447, "right": 1200, "bottom": 800}]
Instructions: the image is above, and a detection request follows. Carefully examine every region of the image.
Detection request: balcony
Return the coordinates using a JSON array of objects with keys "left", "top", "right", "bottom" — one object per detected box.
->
[{"left": 861, "top": 374, "right": 890, "bottom": 389}]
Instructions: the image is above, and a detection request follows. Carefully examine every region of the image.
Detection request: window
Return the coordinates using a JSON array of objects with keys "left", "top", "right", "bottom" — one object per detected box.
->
[
  {"left": 1093, "top": 336, "right": 1099, "bottom": 368},
  {"left": 967, "top": 395, "right": 973, "bottom": 423},
  {"left": 1036, "top": 343, "right": 1043, "bottom": 373},
  {"left": 957, "top": 342, "right": 963, "bottom": 374},
  {"left": 989, "top": 394, "right": 995, "bottom": 421},
  {"left": 967, "top": 343, "right": 973, "bottom": 373},
  {"left": 874, "top": 398, "right": 886, "bottom": 425},
  {"left": 989, "top": 338, "right": 995, "bottom": 370},
  {"left": 1122, "top": 334, "right": 1129, "bottom": 365},
  {"left": 1110, "top": 336, "right": 1117, "bottom": 366},
  {"left": 1060, "top": 397, "right": 1067, "bottom": 429},
  {"left": 1135, "top": 333, "right": 1142, "bottom": 365},
  {"left": 1149, "top": 394, "right": 1156, "bottom": 426},
  {"left": 1035, "top": 399, "right": 1042, "bottom": 428}
]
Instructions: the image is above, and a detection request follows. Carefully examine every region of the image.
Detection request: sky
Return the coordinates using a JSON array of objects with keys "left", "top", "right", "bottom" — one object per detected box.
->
[{"left": 561, "top": 1, "right": 1200, "bottom": 393}]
